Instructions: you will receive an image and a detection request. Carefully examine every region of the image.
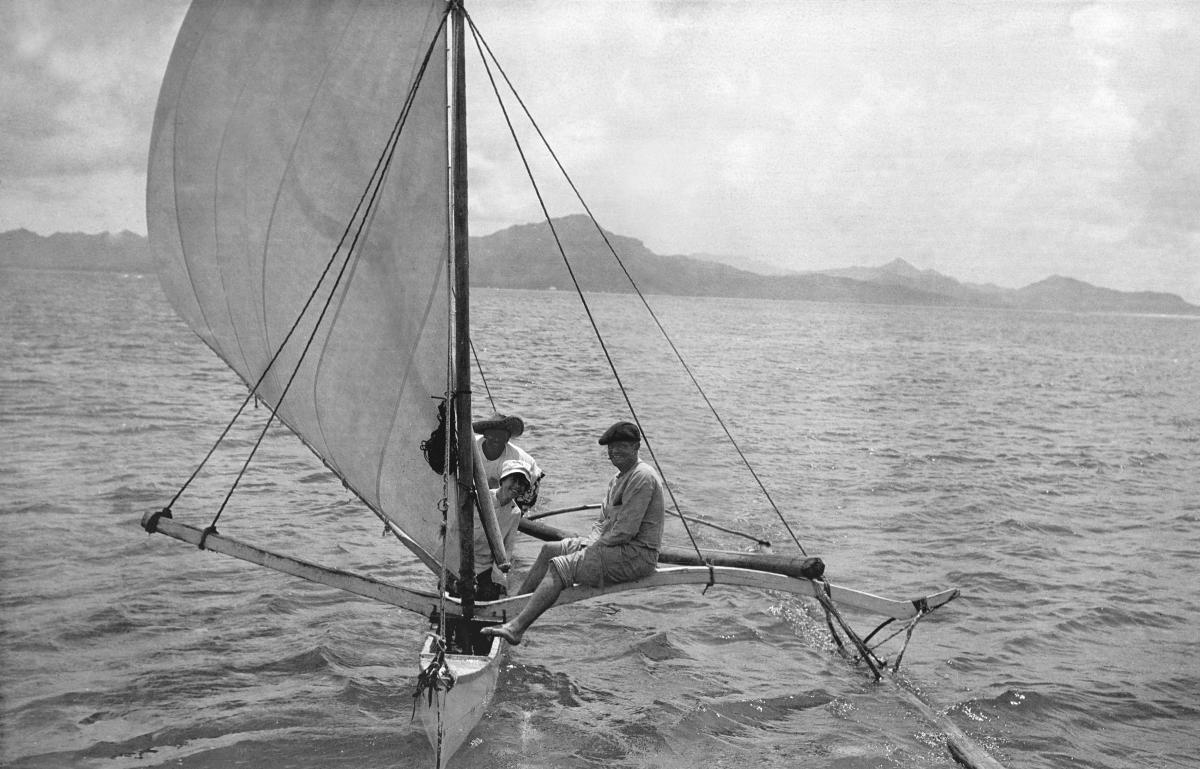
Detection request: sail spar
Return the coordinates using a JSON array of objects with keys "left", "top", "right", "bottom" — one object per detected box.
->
[{"left": 147, "top": 0, "right": 454, "bottom": 568}]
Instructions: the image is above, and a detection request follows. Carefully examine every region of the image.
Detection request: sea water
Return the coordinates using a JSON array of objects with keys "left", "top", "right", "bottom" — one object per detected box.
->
[{"left": 2, "top": 268, "right": 1198, "bottom": 769}]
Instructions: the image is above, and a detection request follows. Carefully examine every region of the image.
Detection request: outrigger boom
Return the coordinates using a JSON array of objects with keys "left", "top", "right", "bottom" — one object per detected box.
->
[{"left": 140, "top": 510, "right": 957, "bottom": 624}]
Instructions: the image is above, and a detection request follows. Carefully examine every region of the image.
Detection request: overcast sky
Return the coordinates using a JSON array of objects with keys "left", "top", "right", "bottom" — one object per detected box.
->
[{"left": 2, "top": 1, "right": 1197, "bottom": 302}]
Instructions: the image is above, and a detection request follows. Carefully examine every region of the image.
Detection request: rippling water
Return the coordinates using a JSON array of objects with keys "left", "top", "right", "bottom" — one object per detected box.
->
[{"left": 2, "top": 269, "right": 1198, "bottom": 769}]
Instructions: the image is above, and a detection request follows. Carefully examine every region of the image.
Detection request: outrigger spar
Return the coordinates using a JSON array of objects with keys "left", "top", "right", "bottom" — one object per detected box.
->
[{"left": 139, "top": 1, "right": 1004, "bottom": 767}]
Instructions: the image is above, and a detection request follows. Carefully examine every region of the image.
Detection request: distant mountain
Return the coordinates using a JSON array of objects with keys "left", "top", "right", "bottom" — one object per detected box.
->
[
  {"left": 802, "top": 257, "right": 1197, "bottom": 314},
  {"left": 0, "top": 228, "right": 153, "bottom": 272},
  {"left": 688, "top": 251, "right": 797, "bottom": 276},
  {"left": 3, "top": 223, "right": 1197, "bottom": 315},
  {"left": 474, "top": 217, "right": 1199, "bottom": 314},
  {"left": 1014, "top": 276, "right": 1198, "bottom": 313},
  {"left": 816, "top": 257, "right": 1009, "bottom": 301},
  {"left": 470, "top": 215, "right": 950, "bottom": 305}
]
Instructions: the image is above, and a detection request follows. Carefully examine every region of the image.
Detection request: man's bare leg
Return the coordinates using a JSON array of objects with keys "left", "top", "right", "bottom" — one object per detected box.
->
[
  {"left": 517, "top": 539, "right": 577, "bottom": 594},
  {"left": 481, "top": 572, "right": 563, "bottom": 646},
  {"left": 516, "top": 547, "right": 554, "bottom": 595}
]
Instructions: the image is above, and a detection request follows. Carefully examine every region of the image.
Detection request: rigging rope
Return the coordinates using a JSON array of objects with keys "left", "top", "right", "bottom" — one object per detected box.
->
[
  {"left": 465, "top": 13, "right": 711, "bottom": 579},
  {"left": 167, "top": 11, "right": 451, "bottom": 539},
  {"left": 812, "top": 580, "right": 885, "bottom": 679},
  {"left": 464, "top": 11, "right": 806, "bottom": 559},
  {"left": 469, "top": 338, "right": 499, "bottom": 414},
  {"left": 528, "top": 502, "right": 770, "bottom": 547}
]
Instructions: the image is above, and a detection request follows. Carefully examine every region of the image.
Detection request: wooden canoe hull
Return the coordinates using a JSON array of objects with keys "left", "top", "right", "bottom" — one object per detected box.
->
[{"left": 416, "top": 632, "right": 503, "bottom": 768}]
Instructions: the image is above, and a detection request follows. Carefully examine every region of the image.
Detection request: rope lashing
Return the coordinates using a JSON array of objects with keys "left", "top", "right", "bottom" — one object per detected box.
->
[
  {"left": 142, "top": 507, "right": 173, "bottom": 534},
  {"left": 814, "top": 583, "right": 938, "bottom": 675},
  {"left": 197, "top": 524, "right": 218, "bottom": 551},
  {"left": 411, "top": 633, "right": 457, "bottom": 722},
  {"left": 700, "top": 561, "right": 717, "bottom": 594}
]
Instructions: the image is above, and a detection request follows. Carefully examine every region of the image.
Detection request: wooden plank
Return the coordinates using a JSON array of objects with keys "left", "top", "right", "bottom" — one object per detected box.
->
[
  {"left": 471, "top": 566, "right": 957, "bottom": 622},
  {"left": 141, "top": 513, "right": 443, "bottom": 617}
]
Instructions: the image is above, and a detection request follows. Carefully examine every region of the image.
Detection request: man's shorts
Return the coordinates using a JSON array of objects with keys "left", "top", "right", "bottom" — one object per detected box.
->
[{"left": 549, "top": 539, "right": 657, "bottom": 589}]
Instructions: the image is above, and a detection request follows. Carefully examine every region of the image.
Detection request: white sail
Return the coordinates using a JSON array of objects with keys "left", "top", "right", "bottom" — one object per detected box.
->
[{"left": 147, "top": 0, "right": 453, "bottom": 569}]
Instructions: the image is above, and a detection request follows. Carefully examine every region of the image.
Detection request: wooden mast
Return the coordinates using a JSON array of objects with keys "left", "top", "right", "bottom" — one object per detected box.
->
[{"left": 450, "top": 0, "right": 474, "bottom": 621}]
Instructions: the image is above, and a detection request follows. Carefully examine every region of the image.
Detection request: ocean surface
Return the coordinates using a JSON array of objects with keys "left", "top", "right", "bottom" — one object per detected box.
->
[{"left": 2, "top": 267, "right": 1198, "bottom": 769}]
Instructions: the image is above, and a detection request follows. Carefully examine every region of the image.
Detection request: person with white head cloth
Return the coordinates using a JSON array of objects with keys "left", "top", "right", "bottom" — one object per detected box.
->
[{"left": 470, "top": 458, "right": 536, "bottom": 600}]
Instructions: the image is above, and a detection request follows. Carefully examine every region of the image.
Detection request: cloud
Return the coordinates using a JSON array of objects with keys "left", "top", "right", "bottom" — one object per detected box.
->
[
  {"left": 0, "top": 0, "right": 187, "bottom": 232},
  {"left": 0, "top": 0, "right": 1196, "bottom": 301},
  {"left": 1065, "top": 5, "right": 1200, "bottom": 298},
  {"left": 452, "top": 0, "right": 1199, "bottom": 301}
]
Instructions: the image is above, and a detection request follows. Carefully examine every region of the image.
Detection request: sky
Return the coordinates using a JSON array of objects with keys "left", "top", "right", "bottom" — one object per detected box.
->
[{"left": 2, "top": 1, "right": 1198, "bottom": 303}]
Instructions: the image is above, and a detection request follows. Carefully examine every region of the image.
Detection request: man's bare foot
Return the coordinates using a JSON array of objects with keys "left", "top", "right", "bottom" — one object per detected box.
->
[{"left": 480, "top": 623, "right": 524, "bottom": 646}]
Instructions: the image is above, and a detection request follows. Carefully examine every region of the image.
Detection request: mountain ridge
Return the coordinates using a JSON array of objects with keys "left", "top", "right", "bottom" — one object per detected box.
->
[{"left": 3, "top": 221, "right": 1196, "bottom": 315}]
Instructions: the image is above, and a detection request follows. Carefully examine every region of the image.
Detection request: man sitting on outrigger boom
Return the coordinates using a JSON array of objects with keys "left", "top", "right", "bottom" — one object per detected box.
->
[{"left": 483, "top": 420, "right": 664, "bottom": 645}]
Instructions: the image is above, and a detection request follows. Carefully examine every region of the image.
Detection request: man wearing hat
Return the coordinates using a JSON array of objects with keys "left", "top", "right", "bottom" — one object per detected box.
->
[
  {"left": 473, "top": 413, "right": 543, "bottom": 510},
  {"left": 483, "top": 420, "right": 664, "bottom": 645}
]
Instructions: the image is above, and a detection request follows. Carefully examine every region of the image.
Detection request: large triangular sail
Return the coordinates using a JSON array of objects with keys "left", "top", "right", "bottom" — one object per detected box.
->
[{"left": 147, "top": 0, "right": 454, "bottom": 568}]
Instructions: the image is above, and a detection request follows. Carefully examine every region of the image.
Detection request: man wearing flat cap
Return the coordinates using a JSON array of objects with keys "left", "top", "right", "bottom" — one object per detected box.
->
[{"left": 483, "top": 420, "right": 664, "bottom": 645}]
